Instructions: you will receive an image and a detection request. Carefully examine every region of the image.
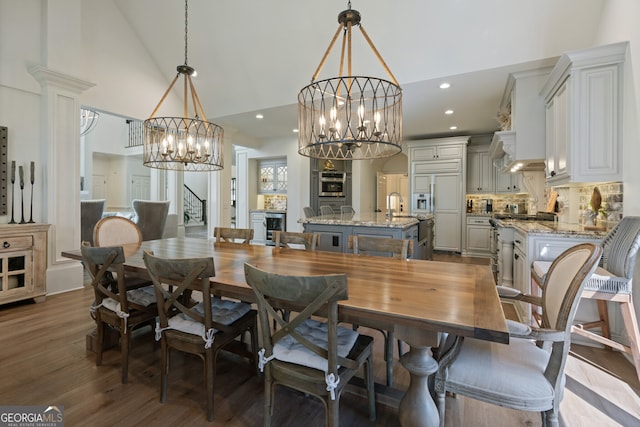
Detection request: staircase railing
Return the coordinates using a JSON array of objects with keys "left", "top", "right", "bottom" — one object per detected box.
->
[{"left": 184, "top": 185, "right": 207, "bottom": 225}]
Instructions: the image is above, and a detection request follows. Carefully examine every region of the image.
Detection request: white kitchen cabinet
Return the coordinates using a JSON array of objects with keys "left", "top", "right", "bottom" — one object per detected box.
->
[
  {"left": 464, "top": 216, "right": 491, "bottom": 257},
  {"left": 495, "top": 225, "right": 514, "bottom": 288},
  {"left": 542, "top": 42, "right": 626, "bottom": 185},
  {"left": 407, "top": 137, "right": 468, "bottom": 253},
  {"left": 467, "top": 146, "right": 492, "bottom": 194},
  {"left": 250, "top": 211, "right": 266, "bottom": 244},
  {"left": 512, "top": 231, "right": 528, "bottom": 320},
  {"left": 494, "top": 169, "right": 522, "bottom": 193},
  {"left": 258, "top": 159, "right": 287, "bottom": 194}
]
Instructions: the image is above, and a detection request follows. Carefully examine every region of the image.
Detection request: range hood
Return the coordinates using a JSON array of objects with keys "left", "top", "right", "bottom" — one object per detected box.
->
[
  {"left": 489, "top": 131, "right": 546, "bottom": 173},
  {"left": 489, "top": 67, "right": 552, "bottom": 173}
]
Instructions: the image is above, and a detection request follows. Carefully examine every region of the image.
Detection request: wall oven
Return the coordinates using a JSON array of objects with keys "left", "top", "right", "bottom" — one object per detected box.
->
[
  {"left": 265, "top": 212, "right": 286, "bottom": 246},
  {"left": 319, "top": 171, "right": 346, "bottom": 197}
]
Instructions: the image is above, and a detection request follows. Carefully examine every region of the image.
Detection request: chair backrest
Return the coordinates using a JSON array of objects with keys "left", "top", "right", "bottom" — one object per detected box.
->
[
  {"left": 143, "top": 251, "right": 217, "bottom": 333},
  {"left": 303, "top": 207, "right": 316, "bottom": 218},
  {"left": 539, "top": 243, "right": 602, "bottom": 388},
  {"left": 244, "top": 263, "right": 354, "bottom": 375},
  {"left": 214, "top": 227, "right": 253, "bottom": 244},
  {"left": 81, "top": 199, "right": 105, "bottom": 245},
  {"left": 341, "top": 206, "right": 355, "bottom": 215},
  {"left": 132, "top": 199, "right": 170, "bottom": 241},
  {"left": 348, "top": 235, "right": 413, "bottom": 259},
  {"left": 273, "top": 231, "right": 319, "bottom": 250},
  {"left": 93, "top": 216, "right": 143, "bottom": 247},
  {"left": 600, "top": 216, "right": 640, "bottom": 280},
  {"left": 81, "top": 243, "right": 130, "bottom": 311},
  {"left": 320, "top": 206, "right": 334, "bottom": 216}
]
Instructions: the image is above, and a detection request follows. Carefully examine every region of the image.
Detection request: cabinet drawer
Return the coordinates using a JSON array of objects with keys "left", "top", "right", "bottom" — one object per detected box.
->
[
  {"left": 0, "top": 236, "right": 33, "bottom": 252},
  {"left": 414, "top": 160, "right": 461, "bottom": 174},
  {"left": 466, "top": 217, "right": 491, "bottom": 226}
]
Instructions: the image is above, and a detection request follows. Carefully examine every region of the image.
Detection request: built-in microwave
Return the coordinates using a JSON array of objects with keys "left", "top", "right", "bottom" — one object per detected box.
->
[{"left": 319, "top": 171, "right": 346, "bottom": 197}]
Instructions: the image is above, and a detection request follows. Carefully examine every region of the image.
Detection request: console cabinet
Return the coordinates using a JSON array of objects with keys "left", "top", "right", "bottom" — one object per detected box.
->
[{"left": 0, "top": 224, "right": 50, "bottom": 305}]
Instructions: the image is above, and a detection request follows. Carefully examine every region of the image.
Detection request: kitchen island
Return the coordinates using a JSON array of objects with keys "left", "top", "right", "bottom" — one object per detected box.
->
[{"left": 300, "top": 213, "right": 434, "bottom": 259}]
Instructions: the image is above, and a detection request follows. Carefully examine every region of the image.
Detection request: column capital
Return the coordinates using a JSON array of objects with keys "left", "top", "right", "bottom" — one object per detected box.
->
[{"left": 28, "top": 65, "right": 95, "bottom": 94}]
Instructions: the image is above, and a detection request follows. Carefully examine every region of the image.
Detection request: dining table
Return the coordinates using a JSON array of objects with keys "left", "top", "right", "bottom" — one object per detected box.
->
[{"left": 62, "top": 237, "right": 508, "bottom": 427}]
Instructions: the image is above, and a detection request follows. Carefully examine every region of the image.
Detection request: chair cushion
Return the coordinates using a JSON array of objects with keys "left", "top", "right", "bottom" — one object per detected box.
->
[
  {"left": 532, "top": 262, "right": 631, "bottom": 294},
  {"left": 168, "top": 299, "right": 251, "bottom": 338},
  {"left": 447, "top": 337, "right": 556, "bottom": 412},
  {"left": 273, "top": 318, "right": 359, "bottom": 372},
  {"left": 126, "top": 285, "right": 156, "bottom": 307},
  {"left": 506, "top": 319, "right": 532, "bottom": 336},
  {"left": 496, "top": 285, "right": 521, "bottom": 298}
]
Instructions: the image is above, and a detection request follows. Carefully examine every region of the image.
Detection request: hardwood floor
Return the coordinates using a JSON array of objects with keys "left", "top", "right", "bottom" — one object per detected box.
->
[{"left": 1, "top": 254, "right": 639, "bottom": 426}]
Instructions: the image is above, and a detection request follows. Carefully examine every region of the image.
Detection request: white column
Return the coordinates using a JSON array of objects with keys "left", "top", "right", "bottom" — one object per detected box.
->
[{"left": 28, "top": 65, "right": 95, "bottom": 294}]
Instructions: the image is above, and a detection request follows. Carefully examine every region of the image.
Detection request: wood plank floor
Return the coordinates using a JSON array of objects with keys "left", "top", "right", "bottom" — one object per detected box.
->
[{"left": 1, "top": 255, "right": 639, "bottom": 426}]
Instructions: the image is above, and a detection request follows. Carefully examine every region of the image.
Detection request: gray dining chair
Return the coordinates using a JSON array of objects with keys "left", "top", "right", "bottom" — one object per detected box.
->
[
  {"left": 81, "top": 199, "right": 105, "bottom": 246},
  {"left": 132, "top": 199, "right": 170, "bottom": 241}
]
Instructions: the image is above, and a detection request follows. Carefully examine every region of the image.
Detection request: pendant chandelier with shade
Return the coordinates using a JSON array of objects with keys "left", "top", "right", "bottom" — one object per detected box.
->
[
  {"left": 297, "top": 1, "right": 402, "bottom": 160},
  {"left": 142, "top": 0, "right": 223, "bottom": 172}
]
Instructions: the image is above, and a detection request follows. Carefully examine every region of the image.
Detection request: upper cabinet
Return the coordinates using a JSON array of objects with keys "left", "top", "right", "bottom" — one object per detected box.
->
[
  {"left": 258, "top": 159, "right": 287, "bottom": 194},
  {"left": 489, "top": 66, "right": 553, "bottom": 173},
  {"left": 467, "top": 145, "right": 492, "bottom": 194},
  {"left": 542, "top": 42, "right": 627, "bottom": 185}
]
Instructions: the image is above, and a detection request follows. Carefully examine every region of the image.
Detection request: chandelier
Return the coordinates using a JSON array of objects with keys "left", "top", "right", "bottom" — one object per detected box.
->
[
  {"left": 297, "top": 1, "right": 402, "bottom": 160},
  {"left": 143, "top": 0, "right": 223, "bottom": 172},
  {"left": 80, "top": 108, "right": 99, "bottom": 136}
]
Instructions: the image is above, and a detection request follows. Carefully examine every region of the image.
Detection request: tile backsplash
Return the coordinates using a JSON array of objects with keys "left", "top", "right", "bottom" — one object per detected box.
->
[
  {"left": 466, "top": 194, "right": 530, "bottom": 214},
  {"left": 264, "top": 195, "right": 287, "bottom": 210},
  {"left": 553, "top": 182, "right": 623, "bottom": 230}
]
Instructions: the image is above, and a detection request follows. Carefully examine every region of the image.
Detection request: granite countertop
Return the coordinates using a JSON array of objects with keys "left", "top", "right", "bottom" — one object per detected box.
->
[
  {"left": 496, "top": 219, "right": 608, "bottom": 238},
  {"left": 249, "top": 209, "right": 287, "bottom": 214},
  {"left": 299, "top": 213, "right": 428, "bottom": 228}
]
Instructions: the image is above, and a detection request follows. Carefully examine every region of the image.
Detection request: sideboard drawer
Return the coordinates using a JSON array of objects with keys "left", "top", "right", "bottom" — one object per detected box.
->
[{"left": 0, "top": 236, "right": 33, "bottom": 252}]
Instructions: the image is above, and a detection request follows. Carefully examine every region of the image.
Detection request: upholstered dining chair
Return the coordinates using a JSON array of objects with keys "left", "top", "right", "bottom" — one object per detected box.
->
[
  {"left": 273, "top": 230, "right": 319, "bottom": 250},
  {"left": 81, "top": 199, "right": 105, "bottom": 246},
  {"left": 348, "top": 234, "right": 413, "bottom": 387},
  {"left": 213, "top": 226, "right": 253, "bottom": 244},
  {"left": 81, "top": 243, "right": 157, "bottom": 384},
  {"left": 93, "top": 216, "right": 143, "bottom": 247},
  {"left": 435, "top": 243, "right": 602, "bottom": 427},
  {"left": 132, "top": 199, "right": 170, "bottom": 241},
  {"left": 143, "top": 252, "right": 258, "bottom": 421},
  {"left": 244, "top": 263, "right": 376, "bottom": 427},
  {"left": 529, "top": 216, "right": 640, "bottom": 382}
]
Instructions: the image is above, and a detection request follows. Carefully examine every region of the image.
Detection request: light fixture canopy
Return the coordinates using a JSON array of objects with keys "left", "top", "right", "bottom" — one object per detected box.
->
[
  {"left": 143, "top": 0, "right": 223, "bottom": 172},
  {"left": 297, "top": 2, "right": 402, "bottom": 160}
]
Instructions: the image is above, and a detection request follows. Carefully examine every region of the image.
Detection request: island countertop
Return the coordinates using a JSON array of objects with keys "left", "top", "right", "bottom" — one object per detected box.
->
[
  {"left": 496, "top": 219, "right": 608, "bottom": 239},
  {"left": 299, "top": 213, "right": 431, "bottom": 228}
]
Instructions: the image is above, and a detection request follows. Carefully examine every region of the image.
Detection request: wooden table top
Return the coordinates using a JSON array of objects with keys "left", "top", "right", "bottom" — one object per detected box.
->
[{"left": 63, "top": 237, "right": 508, "bottom": 344}]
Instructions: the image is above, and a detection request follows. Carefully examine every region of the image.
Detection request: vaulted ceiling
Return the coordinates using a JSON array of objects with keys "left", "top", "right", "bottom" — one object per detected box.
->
[{"left": 113, "top": 0, "right": 604, "bottom": 143}]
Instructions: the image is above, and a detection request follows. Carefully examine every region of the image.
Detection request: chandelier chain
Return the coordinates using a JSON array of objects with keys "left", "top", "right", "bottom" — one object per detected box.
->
[{"left": 184, "top": 0, "right": 189, "bottom": 66}]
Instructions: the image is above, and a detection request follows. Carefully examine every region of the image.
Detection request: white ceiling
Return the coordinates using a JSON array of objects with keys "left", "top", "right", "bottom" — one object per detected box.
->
[{"left": 112, "top": 0, "right": 604, "bottom": 143}]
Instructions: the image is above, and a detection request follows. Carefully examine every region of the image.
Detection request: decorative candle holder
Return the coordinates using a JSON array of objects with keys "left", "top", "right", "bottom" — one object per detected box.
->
[
  {"left": 28, "top": 161, "right": 34, "bottom": 223},
  {"left": 9, "top": 161, "right": 15, "bottom": 224},
  {"left": 19, "top": 165, "right": 26, "bottom": 224}
]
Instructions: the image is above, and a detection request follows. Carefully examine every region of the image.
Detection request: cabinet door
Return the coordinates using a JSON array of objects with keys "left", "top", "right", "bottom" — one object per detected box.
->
[
  {"left": 467, "top": 150, "right": 492, "bottom": 193},
  {"left": 413, "top": 174, "right": 433, "bottom": 193},
  {"left": 546, "top": 81, "right": 569, "bottom": 180},
  {"left": 434, "top": 212, "right": 460, "bottom": 251},
  {"left": 466, "top": 225, "right": 491, "bottom": 253},
  {"left": 513, "top": 246, "right": 528, "bottom": 320},
  {"left": 494, "top": 170, "right": 521, "bottom": 193},
  {"left": 250, "top": 213, "right": 266, "bottom": 243},
  {"left": 436, "top": 145, "right": 464, "bottom": 160}
]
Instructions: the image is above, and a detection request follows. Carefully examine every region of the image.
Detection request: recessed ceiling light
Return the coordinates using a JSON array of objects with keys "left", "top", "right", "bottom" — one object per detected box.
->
[
  {"left": 445, "top": 109, "right": 454, "bottom": 115},
  {"left": 256, "top": 114, "right": 264, "bottom": 119},
  {"left": 449, "top": 126, "right": 457, "bottom": 130},
  {"left": 440, "top": 82, "right": 451, "bottom": 89}
]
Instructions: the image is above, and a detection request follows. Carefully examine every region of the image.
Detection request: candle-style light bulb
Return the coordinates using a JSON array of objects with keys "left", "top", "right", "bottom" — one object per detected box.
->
[
  {"left": 30, "top": 161, "right": 34, "bottom": 184},
  {"left": 19, "top": 166, "right": 24, "bottom": 189},
  {"left": 10, "top": 161, "right": 15, "bottom": 184}
]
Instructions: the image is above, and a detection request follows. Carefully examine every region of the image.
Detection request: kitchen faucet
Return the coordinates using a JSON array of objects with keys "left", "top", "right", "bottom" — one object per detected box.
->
[{"left": 387, "top": 192, "right": 403, "bottom": 217}]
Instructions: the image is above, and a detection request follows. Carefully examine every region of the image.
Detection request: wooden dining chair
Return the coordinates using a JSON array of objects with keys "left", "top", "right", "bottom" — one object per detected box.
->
[
  {"left": 529, "top": 216, "right": 640, "bottom": 383},
  {"left": 273, "top": 230, "right": 319, "bottom": 250},
  {"left": 93, "top": 216, "right": 143, "bottom": 247},
  {"left": 143, "top": 251, "right": 258, "bottom": 421},
  {"left": 81, "top": 243, "right": 157, "bottom": 384},
  {"left": 213, "top": 226, "right": 253, "bottom": 244},
  {"left": 244, "top": 263, "right": 376, "bottom": 427},
  {"left": 435, "top": 243, "right": 602, "bottom": 427},
  {"left": 348, "top": 234, "right": 413, "bottom": 387}
]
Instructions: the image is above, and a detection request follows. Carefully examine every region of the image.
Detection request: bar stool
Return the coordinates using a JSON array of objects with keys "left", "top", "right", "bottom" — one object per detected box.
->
[{"left": 531, "top": 216, "right": 640, "bottom": 383}]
